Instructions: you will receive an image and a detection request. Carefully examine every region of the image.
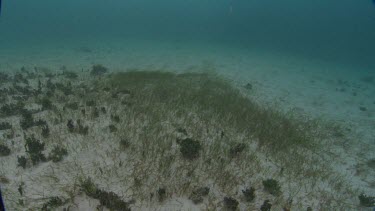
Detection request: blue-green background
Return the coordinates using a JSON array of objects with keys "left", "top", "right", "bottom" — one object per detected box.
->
[{"left": 0, "top": 0, "right": 374, "bottom": 70}]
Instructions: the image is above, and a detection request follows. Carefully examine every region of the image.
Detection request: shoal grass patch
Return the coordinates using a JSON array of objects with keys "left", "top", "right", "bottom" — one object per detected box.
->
[{"left": 108, "top": 71, "right": 318, "bottom": 156}]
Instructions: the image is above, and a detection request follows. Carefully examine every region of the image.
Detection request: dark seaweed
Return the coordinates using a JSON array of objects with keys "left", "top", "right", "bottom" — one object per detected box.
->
[
  {"left": 81, "top": 177, "right": 131, "bottom": 211},
  {"left": 359, "top": 193, "right": 375, "bottom": 207},
  {"left": 177, "top": 138, "right": 202, "bottom": 160},
  {"left": 67, "top": 119, "right": 75, "bottom": 132},
  {"left": 41, "top": 197, "right": 64, "bottom": 211},
  {"left": 189, "top": 187, "right": 209, "bottom": 204},
  {"left": 223, "top": 197, "right": 239, "bottom": 211},
  {"left": 41, "top": 125, "right": 50, "bottom": 138},
  {"left": 0, "top": 122, "right": 12, "bottom": 130},
  {"left": 242, "top": 187, "right": 255, "bottom": 202},
  {"left": 157, "top": 187, "right": 167, "bottom": 202},
  {"left": 17, "top": 156, "right": 27, "bottom": 169},
  {"left": 0, "top": 144, "right": 11, "bottom": 157},
  {"left": 48, "top": 146, "right": 68, "bottom": 163},
  {"left": 109, "top": 124, "right": 117, "bottom": 133},
  {"left": 62, "top": 71, "right": 78, "bottom": 79},
  {"left": 263, "top": 179, "right": 281, "bottom": 196},
  {"left": 25, "top": 135, "right": 46, "bottom": 165},
  {"left": 229, "top": 143, "right": 246, "bottom": 158},
  {"left": 91, "top": 64, "right": 108, "bottom": 76},
  {"left": 65, "top": 102, "right": 79, "bottom": 110},
  {"left": 260, "top": 200, "right": 272, "bottom": 211},
  {"left": 41, "top": 97, "right": 54, "bottom": 110},
  {"left": 0, "top": 102, "right": 25, "bottom": 117},
  {"left": 111, "top": 114, "right": 120, "bottom": 123}
]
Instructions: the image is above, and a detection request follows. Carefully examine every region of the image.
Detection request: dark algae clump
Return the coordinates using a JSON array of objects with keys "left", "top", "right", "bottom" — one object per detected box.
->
[
  {"left": 81, "top": 177, "right": 131, "bottom": 211},
  {"left": 189, "top": 187, "right": 209, "bottom": 204},
  {"left": 41, "top": 197, "right": 64, "bottom": 211},
  {"left": 25, "top": 135, "right": 47, "bottom": 165},
  {"left": 260, "top": 200, "right": 272, "bottom": 211},
  {"left": 262, "top": 179, "right": 281, "bottom": 196},
  {"left": 157, "top": 187, "right": 167, "bottom": 202},
  {"left": 0, "top": 143, "right": 11, "bottom": 156},
  {"left": 223, "top": 196, "right": 239, "bottom": 211},
  {"left": 91, "top": 64, "right": 108, "bottom": 76},
  {"left": 358, "top": 193, "right": 375, "bottom": 207},
  {"left": 176, "top": 138, "right": 202, "bottom": 160},
  {"left": 0, "top": 122, "right": 12, "bottom": 130},
  {"left": 17, "top": 156, "right": 27, "bottom": 169},
  {"left": 242, "top": 187, "right": 255, "bottom": 202},
  {"left": 48, "top": 146, "right": 68, "bottom": 162}
]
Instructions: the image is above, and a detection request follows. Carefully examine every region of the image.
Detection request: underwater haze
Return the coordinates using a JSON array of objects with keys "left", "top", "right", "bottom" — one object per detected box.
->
[
  {"left": 0, "top": 0, "right": 375, "bottom": 69},
  {"left": 1, "top": 0, "right": 375, "bottom": 210}
]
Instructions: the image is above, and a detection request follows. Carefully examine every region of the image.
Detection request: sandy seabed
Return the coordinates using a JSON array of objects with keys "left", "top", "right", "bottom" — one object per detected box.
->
[{"left": 0, "top": 38, "right": 374, "bottom": 210}]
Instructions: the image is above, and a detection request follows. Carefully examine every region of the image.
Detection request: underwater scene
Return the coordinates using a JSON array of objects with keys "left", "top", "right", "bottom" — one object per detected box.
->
[{"left": 0, "top": 0, "right": 374, "bottom": 210}]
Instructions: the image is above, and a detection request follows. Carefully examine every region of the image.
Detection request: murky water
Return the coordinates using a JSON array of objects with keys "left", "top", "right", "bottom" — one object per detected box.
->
[{"left": 0, "top": 0, "right": 375, "bottom": 210}]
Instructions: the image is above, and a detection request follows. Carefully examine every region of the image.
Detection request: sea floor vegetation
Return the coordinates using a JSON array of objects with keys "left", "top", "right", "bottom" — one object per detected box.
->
[{"left": 0, "top": 66, "right": 373, "bottom": 210}]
